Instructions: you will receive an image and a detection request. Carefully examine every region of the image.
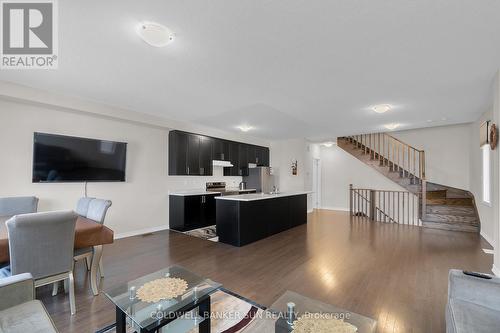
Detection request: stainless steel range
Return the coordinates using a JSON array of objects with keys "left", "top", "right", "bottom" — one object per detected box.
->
[{"left": 206, "top": 182, "right": 256, "bottom": 196}]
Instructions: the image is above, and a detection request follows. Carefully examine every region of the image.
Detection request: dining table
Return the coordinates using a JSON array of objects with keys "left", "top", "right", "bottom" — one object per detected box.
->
[{"left": 0, "top": 215, "right": 114, "bottom": 295}]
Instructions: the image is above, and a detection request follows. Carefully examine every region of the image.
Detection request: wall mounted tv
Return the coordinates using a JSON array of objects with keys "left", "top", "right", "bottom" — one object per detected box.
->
[{"left": 33, "top": 132, "right": 127, "bottom": 183}]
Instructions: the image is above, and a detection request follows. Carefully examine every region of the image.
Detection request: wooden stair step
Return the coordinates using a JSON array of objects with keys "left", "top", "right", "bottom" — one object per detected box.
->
[
  {"left": 422, "top": 221, "right": 479, "bottom": 233},
  {"left": 424, "top": 213, "right": 478, "bottom": 225},
  {"left": 426, "top": 205, "right": 476, "bottom": 216},
  {"left": 426, "top": 198, "right": 473, "bottom": 206},
  {"left": 426, "top": 190, "right": 447, "bottom": 199}
]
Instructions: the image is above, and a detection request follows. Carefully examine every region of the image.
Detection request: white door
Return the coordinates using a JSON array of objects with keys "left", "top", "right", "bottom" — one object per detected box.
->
[{"left": 312, "top": 159, "right": 321, "bottom": 209}]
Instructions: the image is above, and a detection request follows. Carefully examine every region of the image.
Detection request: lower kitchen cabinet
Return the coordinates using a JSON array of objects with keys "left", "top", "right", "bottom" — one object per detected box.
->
[
  {"left": 216, "top": 194, "right": 307, "bottom": 247},
  {"left": 169, "top": 193, "right": 220, "bottom": 231}
]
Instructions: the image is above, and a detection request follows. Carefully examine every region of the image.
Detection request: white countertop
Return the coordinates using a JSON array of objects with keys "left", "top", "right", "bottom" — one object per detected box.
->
[
  {"left": 215, "top": 191, "right": 312, "bottom": 202},
  {"left": 169, "top": 188, "right": 257, "bottom": 196}
]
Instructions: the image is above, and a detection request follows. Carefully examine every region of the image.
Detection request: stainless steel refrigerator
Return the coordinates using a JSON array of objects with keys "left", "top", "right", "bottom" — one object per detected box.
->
[{"left": 243, "top": 167, "right": 275, "bottom": 193}]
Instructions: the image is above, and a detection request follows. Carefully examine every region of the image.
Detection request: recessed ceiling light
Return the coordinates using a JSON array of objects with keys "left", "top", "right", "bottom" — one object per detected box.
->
[
  {"left": 237, "top": 125, "right": 254, "bottom": 132},
  {"left": 426, "top": 119, "right": 433, "bottom": 123},
  {"left": 384, "top": 123, "right": 400, "bottom": 130},
  {"left": 372, "top": 104, "right": 392, "bottom": 114},
  {"left": 322, "top": 141, "right": 336, "bottom": 147},
  {"left": 137, "top": 22, "right": 175, "bottom": 47}
]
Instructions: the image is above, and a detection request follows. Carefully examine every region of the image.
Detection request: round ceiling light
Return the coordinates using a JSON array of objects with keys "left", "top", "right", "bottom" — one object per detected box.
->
[
  {"left": 237, "top": 125, "right": 254, "bottom": 132},
  {"left": 372, "top": 104, "right": 392, "bottom": 114},
  {"left": 322, "top": 141, "right": 335, "bottom": 147},
  {"left": 384, "top": 123, "right": 400, "bottom": 130},
  {"left": 137, "top": 22, "right": 175, "bottom": 47}
]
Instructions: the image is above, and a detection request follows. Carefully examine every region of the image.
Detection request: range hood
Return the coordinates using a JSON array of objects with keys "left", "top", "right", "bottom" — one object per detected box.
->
[{"left": 212, "top": 160, "right": 234, "bottom": 167}]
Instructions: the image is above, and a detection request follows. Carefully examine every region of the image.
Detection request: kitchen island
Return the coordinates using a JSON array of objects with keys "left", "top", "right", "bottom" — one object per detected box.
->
[{"left": 215, "top": 192, "right": 309, "bottom": 246}]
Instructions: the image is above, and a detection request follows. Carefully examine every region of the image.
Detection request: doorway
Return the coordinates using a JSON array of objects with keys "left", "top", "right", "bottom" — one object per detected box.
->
[{"left": 312, "top": 158, "right": 321, "bottom": 209}]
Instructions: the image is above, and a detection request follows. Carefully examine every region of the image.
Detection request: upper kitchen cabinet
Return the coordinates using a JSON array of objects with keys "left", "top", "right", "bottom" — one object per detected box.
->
[
  {"left": 247, "top": 145, "right": 257, "bottom": 165},
  {"left": 168, "top": 131, "right": 188, "bottom": 175},
  {"left": 212, "top": 139, "right": 230, "bottom": 161},
  {"left": 168, "top": 131, "right": 213, "bottom": 176},
  {"left": 247, "top": 145, "right": 270, "bottom": 166},
  {"left": 223, "top": 141, "right": 240, "bottom": 176},
  {"left": 238, "top": 144, "right": 249, "bottom": 176},
  {"left": 256, "top": 146, "right": 270, "bottom": 166},
  {"left": 199, "top": 136, "right": 213, "bottom": 176},
  {"left": 169, "top": 130, "right": 269, "bottom": 176}
]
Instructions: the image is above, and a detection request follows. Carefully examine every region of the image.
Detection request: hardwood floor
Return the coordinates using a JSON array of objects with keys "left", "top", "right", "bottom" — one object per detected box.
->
[{"left": 38, "top": 210, "right": 493, "bottom": 333}]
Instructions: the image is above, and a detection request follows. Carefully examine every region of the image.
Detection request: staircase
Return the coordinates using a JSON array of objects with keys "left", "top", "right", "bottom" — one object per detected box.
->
[{"left": 338, "top": 134, "right": 480, "bottom": 233}]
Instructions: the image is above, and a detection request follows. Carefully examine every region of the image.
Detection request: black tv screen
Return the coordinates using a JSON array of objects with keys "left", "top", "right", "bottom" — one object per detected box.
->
[{"left": 33, "top": 132, "right": 127, "bottom": 182}]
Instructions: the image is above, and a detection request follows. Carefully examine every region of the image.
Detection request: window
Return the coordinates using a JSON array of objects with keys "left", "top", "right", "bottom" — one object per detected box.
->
[{"left": 482, "top": 144, "right": 491, "bottom": 204}]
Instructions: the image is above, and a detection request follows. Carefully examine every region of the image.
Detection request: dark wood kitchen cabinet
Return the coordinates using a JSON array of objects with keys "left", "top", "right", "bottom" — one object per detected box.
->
[
  {"left": 256, "top": 146, "right": 270, "bottom": 166},
  {"left": 199, "top": 136, "right": 213, "bottom": 176},
  {"left": 238, "top": 144, "right": 249, "bottom": 176},
  {"left": 212, "top": 139, "right": 230, "bottom": 161},
  {"left": 169, "top": 193, "right": 220, "bottom": 231},
  {"left": 168, "top": 131, "right": 188, "bottom": 175},
  {"left": 246, "top": 145, "right": 257, "bottom": 164},
  {"left": 168, "top": 131, "right": 213, "bottom": 176},
  {"left": 223, "top": 141, "right": 240, "bottom": 176},
  {"left": 216, "top": 194, "right": 307, "bottom": 246},
  {"left": 168, "top": 130, "right": 269, "bottom": 176}
]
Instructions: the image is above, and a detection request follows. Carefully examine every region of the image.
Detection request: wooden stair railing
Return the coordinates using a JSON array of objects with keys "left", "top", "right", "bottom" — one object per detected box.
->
[
  {"left": 350, "top": 185, "right": 420, "bottom": 225},
  {"left": 340, "top": 133, "right": 480, "bottom": 233},
  {"left": 344, "top": 133, "right": 426, "bottom": 183}
]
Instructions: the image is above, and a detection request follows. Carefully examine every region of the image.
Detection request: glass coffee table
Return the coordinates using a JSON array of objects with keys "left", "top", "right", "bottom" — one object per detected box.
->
[
  {"left": 105, "top": 265, "right": 222, "bottom": 333},
  {"left": 242, "top": 290, "right": 377, "bottom": 333}
]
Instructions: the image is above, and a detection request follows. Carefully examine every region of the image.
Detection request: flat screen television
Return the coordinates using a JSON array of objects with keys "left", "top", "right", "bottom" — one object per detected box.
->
[{"left": 33, "top": 132, "right": 127, "bottom": 183}]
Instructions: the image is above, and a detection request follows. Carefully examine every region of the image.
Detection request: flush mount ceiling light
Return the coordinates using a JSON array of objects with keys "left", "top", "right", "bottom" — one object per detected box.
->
[
  {"left": 322, "top": 141, "right": 336, "bottom": 147},
  {"left": 137, "top": 22, "right": 175, "bottom": 47},
  {"left": 384, "top": 123, "right": 400, "bottom": 130},
  {"left": 372, "top": 104, "right": 392, "bottom": 114},
  {"left": 237, "top": 125, "right": 254, "bottom": 132}
]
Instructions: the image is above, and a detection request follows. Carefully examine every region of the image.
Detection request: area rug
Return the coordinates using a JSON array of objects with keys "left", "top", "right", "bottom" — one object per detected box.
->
[
  {"left": 183, "top": 225, "right": 218, "bottom": 242},
  {"left": 96, "top": 289, "right": 264, "bottom": 333}
]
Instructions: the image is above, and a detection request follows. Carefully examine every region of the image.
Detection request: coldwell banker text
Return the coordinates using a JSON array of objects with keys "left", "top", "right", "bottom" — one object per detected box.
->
[{"left": 1, "top": 0, "right": 58, "bottom": 69}]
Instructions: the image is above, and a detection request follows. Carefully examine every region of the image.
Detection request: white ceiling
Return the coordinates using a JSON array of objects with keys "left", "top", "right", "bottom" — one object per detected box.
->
[{"left": 2, "top": 0, "right": 500, "bottom": 141}]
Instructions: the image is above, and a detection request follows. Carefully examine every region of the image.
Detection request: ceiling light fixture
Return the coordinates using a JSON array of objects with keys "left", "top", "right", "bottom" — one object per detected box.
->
[
  {"left": 237, "top": 125, "right": 254, "bottom": 132},
  {"left": 384, "top": 123, "right": 400, "bottom": 130},
  {"left": 322, "top": 141, "right": 335, "bottom": 147},
  {"left": 372, "top": 104, "right": 392, "bottom": 114},
  {"left": 137, "top": 22, "right": 175, "bottom": 47}
]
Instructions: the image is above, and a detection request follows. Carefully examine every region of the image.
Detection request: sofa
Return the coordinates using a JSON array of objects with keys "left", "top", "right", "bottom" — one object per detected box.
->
[
  {"left": 446, "top": 269, "right": 500, "bottom": 333},
  {"left": 0, "top": 273, "right": 58, "bottom": 333}
]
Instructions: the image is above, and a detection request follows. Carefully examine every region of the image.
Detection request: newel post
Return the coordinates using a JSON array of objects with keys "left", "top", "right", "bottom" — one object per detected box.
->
[
  {"left": 349, "top": 184, "right": 353, "bottom": 216},
  {"left": 369, "top": 190, "right": 376, "bottom": 220}
]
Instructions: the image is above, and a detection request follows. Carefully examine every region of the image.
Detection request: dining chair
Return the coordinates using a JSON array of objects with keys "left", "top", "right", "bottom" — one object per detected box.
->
[
  {"left": 6, "top": 210, "right": 78, "bottom": 315},
  {"left": 0, "top": 196, "right": 39, "bottom": 216},
  {"left": 73, "top": 198, "right": 112, "bottom": 295}
]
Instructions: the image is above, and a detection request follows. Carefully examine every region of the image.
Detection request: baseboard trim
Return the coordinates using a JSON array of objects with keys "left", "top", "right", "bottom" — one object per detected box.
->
[
  {"left": 492, "top": 264, "right": 500, "bottom": 277},
  {"left": 480, "top": 230, "right": 495, "bottom": 249},
  {"left": 307, "top": 209, "right": 314, "bottom": 213},
  {"left": 114, "top": 225, "right": 170, "bottom": 240},
  {"left": 319, "top": 206, "right": 350, "bottom": 212}
]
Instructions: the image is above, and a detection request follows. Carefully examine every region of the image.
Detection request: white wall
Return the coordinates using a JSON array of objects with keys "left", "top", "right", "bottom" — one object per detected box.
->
[
  {"left": 469, "top": 109, "right": 496, "bottom": 247},
  {"left": 492, "top": 71, "right": 500, "bottom": 276},
  {"left": 0, "top": 97, "right": 265, "bottom": 237},
  {"left": 392, "top": 124, "right": 472, "bottom": 191},
  {"left": 270, "top": 139, "right": 307, "bottom": 192},
  {"left": 270, "top": 138, "right": 313, "bottom": 210},
  {"left": 318, "top": 145, "right": 407, "bottom": 211}
]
